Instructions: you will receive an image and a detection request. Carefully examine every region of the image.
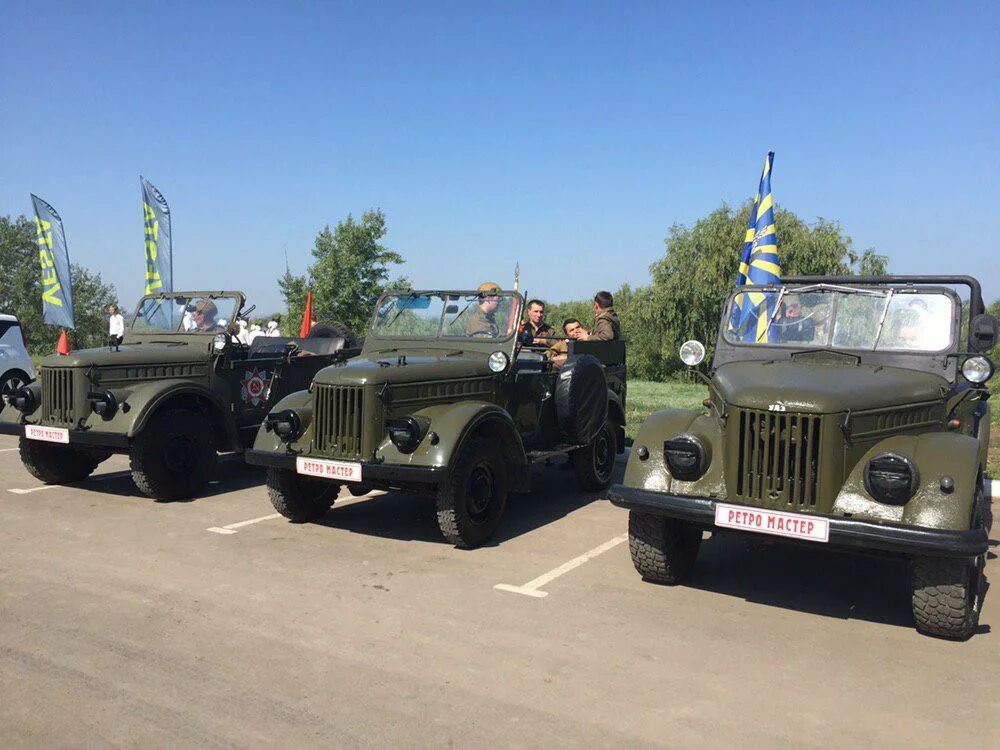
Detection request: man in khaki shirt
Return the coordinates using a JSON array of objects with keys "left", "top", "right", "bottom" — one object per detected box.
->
[
  {"left": 465, "top": 282, "right": 502, "bottom": 337},
  {"left": 578, "top": 291, "right": 620, "bottom": 341}
]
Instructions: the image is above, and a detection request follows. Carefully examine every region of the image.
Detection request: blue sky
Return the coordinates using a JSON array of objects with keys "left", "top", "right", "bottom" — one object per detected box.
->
[{"left": 2, "top": 1, "right": 997, "bottom": 314}]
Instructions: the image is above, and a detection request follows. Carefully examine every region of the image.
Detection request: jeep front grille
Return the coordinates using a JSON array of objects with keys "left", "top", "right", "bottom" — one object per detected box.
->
[
  {"left": 42, "top": 368, "right": 76, "bottom": 425},
  {"left": 734, "top": 408, "right": 823, "bottom": 507},
  {"left": 313, "top": 385, "right": 370, "bottom": 459}
]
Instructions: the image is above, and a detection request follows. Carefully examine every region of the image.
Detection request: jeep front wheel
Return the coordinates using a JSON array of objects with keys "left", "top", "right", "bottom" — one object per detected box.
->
[
  {"left": 571, "top": 418, "right": 617, "bottom": 491},
  {"left": 436, "top": 438, "right": 508, "bottom": 548},
  {"left": 267, "top": 467, "right": 338, "bottom": 522},
  {"left": 130, "top": 409, "right": 216, "bottom": 500},
  {"left": 628, "top": 510, "right": 701, "bottom": 583},
  {"left": 910, "top": 486, "right": 987, "bottom": 640},
  {"left": 19, "top": 437, "right": 101, "bottom": 484}
]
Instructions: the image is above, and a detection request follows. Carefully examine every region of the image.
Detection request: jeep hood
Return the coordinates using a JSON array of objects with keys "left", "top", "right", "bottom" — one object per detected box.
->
[
  {"left": 714, "top": 360, "right": 948, "bottom": 413},
  {"left": 39, "top": 341, "right": 207, "bottom": 368},
  {"left": 314, "top": 352, "right": 493, "bottom": 387}
]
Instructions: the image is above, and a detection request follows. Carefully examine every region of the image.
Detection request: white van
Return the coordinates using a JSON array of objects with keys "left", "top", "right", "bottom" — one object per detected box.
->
[{"left": 0, "top": 314, "right": 35, "bottom": 403}]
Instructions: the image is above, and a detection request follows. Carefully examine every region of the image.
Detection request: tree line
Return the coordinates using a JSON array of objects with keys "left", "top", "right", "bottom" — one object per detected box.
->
[{"left": 3, "top": 204, "right": 997, "bottom": 395}]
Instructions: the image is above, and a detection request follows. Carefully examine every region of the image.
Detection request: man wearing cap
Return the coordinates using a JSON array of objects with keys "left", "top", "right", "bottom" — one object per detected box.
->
[
  {"left": 192, "top": 300, "right": 224, "bottom": 333},
  {"left": 465, "top": 282, "right": 503, "bottom": 337}
]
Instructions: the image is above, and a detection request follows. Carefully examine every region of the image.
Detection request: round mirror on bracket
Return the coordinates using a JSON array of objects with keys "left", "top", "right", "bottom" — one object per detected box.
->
[{"left": 679, "top": 340, "right": 706, "bottom": 367}]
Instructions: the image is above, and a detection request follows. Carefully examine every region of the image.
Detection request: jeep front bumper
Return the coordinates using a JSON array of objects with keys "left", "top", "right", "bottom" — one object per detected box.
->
[
  {"left": 0, "top": 420, "right": 130, "bottom": 448},
  {"left": 608, "top": 485, "right": 988, "bottom": 559},
  {"left": 244, "top": 450, "right": 447, "bottom": 485}
]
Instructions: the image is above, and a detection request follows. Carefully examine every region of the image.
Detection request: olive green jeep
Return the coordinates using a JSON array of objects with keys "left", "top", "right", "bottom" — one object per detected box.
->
[
  {"left": 0, "top": 291, "right": 358, "bottom": 499},
  {"left": 246, "top": 289, "right": 626, "bottom": 548},
  {"left": 610, "top": 275, "right": 997, "bottom": 639}
]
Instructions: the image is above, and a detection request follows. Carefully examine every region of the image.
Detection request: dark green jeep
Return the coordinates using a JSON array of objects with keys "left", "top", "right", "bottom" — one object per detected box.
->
[
  {"left": 610, "top": 275, "right": 996, "bottom": 639},
  {"left": 247, "top": 289, "right": 626, "bottom": 548},
  {"left": 0, "top": 291, "right": 358, "bottom": 499}
]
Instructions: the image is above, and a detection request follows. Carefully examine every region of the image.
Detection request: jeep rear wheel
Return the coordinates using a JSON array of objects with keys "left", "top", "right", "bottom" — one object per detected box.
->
[
  {"left": 19, "top": 437, "right": 101, "bottom": 484},
  {"left": 436, "top": 438, "right": 508, "bottom": 548},
  {"left": 267, "top": 467, "right": 339, "bottom": 522},
  {"left": 571, "top": 418, "right": 617, "bottom": 491},
  {"left": 130, "top": 409, "right": 216, "bottom": 500},
  {"left": 910, "top": 486, "right": 987, "bottom": 640},
  {"left": 628, "top": 510, "right": 701, "bottom": 584}
]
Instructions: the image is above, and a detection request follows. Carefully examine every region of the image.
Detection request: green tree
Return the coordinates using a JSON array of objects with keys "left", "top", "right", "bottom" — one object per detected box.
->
[
  {"left": 281, "top": 209, "right": 407, "bottom": 335},
  {"left": 989, "top": 298, "right": 1000, "bottom": 398},
  {"left": 0, "top": 214, "right": 119, "bottom": 355}
]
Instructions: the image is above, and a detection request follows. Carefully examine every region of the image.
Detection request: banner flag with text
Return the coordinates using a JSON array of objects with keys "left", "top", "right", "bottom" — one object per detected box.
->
[
  {"left": 140, "top": 176, "right": 172, "bottom": 296},
  {"left": 30, "top": 194, "right": 75, "bottom": 329}
]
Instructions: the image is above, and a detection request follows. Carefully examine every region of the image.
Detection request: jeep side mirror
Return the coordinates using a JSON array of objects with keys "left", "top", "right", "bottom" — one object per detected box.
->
[{"left": 970, "top": 313, "right": 999, "bottom": 352}]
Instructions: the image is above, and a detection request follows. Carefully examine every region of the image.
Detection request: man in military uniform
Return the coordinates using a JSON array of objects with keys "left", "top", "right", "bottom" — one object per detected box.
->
[
  {"left": 581, "top": 290, "right": 620, "bottom": 341},
  {"left": 192, "top": 300, "right": 225, "bottom": 333},
  {"left": 465, "top": 282, "right": 502, "bottom": 337},
  {"left": 519, "top": 299, "right": 554, "bottom": 341}
]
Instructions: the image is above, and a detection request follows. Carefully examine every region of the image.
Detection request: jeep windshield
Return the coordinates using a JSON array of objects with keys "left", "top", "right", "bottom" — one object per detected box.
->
[
  {"left": 724, "top": 286, "right": 955, "bottom": 353},
  {"left": 131, "top": 294, "right": 240, "bottom": 334},
  {"left": 371, "top": 292, "right": 521, "bottom": 341}
]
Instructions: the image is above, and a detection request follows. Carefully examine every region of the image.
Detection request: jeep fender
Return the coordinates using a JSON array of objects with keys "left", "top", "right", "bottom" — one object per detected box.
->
[
  {"left": 376, "top": 401, "right": 530, "bottom": 492},
  {"left": 623, "top": 409, "right": 725, "bottom": 498},
  {"left": 252, "top": 390, "right": 313, "bottom": 454},
  {"left": 127, "top": 381, "right": 240, "bottom": 451},
  {"left": 832, "top": 432, "right": 982, "bottom": 531}
]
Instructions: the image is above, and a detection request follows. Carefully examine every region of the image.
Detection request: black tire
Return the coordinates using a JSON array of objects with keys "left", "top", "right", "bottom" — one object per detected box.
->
[
  {"left": 129, "top": 409, "right": 216, "bottom": 500},
  {"left": 571, "top": 418, "right": 617, "bottom": 491},
  {"left": 628, "top": 510, "right": 701, "bottom": 583},
  {"left": 910, "top": 483, "right": 987, "bottom": 640},
  {"left": 267, "top": 467, "right": 339, "bottom": 522},
  {"left": 18, "top": 437, "right": 100, "bottom": 484},
  {"left": 554, "top": 354, "right": 608, "bottom": 446},
  {"left": 1, "top": 369, "right": 30, "bottom": 403},
  {"left": 307, "top": 321, "right": 357, "bottom": 348},
  {"left": 436, "top": 438, "right": 508, "bottom": 548}
]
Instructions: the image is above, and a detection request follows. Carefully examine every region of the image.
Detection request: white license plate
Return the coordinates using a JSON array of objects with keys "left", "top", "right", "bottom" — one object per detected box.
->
[
  {"left": 714, "top": 502, "right": 829, "bottom": 543},
  {"left": 25, "top": 425, "right": 70, "bottom": 444},
  {"left": 295, "top": 456, "right": 362, "bottom": 482}
]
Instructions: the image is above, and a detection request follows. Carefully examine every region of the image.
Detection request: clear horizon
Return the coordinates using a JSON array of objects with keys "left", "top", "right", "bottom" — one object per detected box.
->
[{"left": 2, "top": 1, "right": 997, "bottom": 314}]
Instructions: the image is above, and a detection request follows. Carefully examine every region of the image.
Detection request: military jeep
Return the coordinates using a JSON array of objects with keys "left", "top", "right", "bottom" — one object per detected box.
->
[
  {"left": 0, "top": 291, "right": 358, "bottom": 499},
  {"left": 246, "top": 289, "right": 626, "bottom": 548},
  {"left": 610, "top": 275, "right": 997, "bottom": 639}
]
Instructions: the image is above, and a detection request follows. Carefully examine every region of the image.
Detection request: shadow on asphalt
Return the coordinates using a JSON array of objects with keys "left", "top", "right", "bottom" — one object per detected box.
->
[
  {"left": 63, "top": 459, "right": 266, "bottom": 502},
  {"left": 310, "top": 456, "right": 625, "bottom": 547}
]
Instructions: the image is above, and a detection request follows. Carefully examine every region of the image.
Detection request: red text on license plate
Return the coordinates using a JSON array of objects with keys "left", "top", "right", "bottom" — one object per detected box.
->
[
  {"left": 25, "top": 425, "right": 70, "bottom": 444},
  {"left": 714, "top": 502, "right": 829, "bottom": 543},
  {"left": 295, "top": 456, "right": 362, "bottom": 482}
]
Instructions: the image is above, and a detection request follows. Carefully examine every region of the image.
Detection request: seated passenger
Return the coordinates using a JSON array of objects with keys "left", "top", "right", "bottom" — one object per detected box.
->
[
  {"left": 191, "top": 300, "right": 225, "bottom": 333},
  {"left": 519, "top": 299, "right": 555, "bottom": 342},
  {"left": 573, "top": 291, "right": 620, "bottom": 341},
  {"left": 465, "top": 282, "right": 502, "bottom": 337},
  {"left": 776, "top": 301, "right": 816, "bottom": 343},
  {"left": 563, "top": 318, "right": 589, "bottom": 340}
]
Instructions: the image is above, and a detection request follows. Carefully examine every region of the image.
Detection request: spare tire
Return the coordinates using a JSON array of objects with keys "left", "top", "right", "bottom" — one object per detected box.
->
[
  {"left": 555, "top": 354, "right": 608, "bottom": 446},
  {"left": 307, "top": 321, "right": 358, "bottom": 348}
]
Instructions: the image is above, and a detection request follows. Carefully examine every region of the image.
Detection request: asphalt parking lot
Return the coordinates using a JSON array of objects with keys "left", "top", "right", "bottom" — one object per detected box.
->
[{"left": 1, "top": 434, "right": 998, "bottom": 748}]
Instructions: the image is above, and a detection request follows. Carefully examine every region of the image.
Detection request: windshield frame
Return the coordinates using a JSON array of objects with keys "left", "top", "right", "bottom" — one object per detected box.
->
[
  {"left": 366, "top": 290, "right": 524, "bottom": 345},
  {"left": 714, "top": 283, "right": 964, "bottom": 381},
  {"left": 128, "top": 292, "right": 245, "bottom": 335}
]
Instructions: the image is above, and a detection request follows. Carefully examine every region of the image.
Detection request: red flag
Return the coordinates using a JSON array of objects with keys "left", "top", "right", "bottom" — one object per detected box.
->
[
  {"left": 56, "top": 329, "right": 71, "bottom": 355},
  {"left": 299, "top": 291, "right": 313, "bottom": 338}
]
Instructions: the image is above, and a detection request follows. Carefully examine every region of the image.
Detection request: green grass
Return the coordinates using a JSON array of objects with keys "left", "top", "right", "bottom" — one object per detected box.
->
[
  {"left": 624, "top": 380, "right": 708, "bottom": 441},
  {"left": 625, "top": 379, "right": 999, "bottom": 477}
]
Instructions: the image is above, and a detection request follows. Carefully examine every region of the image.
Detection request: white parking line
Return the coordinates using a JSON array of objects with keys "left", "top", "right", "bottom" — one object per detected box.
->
[
  {"left": 0, "top": 447, "right": 19, "bottom": 453},
  {"left": 7, "top": 470, "right": 133, "bottom": 495},
  {"left": 207, "top": 513, "right": 282, "bottom": 535},
  {"left": 494, "top": 534, "right": 629, "bottom": 598}
]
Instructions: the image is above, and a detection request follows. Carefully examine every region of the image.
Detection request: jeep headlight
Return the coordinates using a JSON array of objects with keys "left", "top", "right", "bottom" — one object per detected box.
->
[
  {"left": 387, "top": 416, "right": 423, "bottom": 454},
  {"left": 962, "top": 356, "right": 993, "bottom": 384},
  {"left": 488, "top": 351, "right": 509, "bottom": 373},
  {"left": 864, "top": 453, "right": 919, "bottom": 505},
  {"left": 679, "top": 340, "right": 706, "bottom": 367},
  {"left": 265, "top": 409, "right": 304, "bottom": 442},
  {"left": 88, "top": 389, "right": 119, "bottom": 418},
  {"left": 10, "top": 383, "right": 40, "bottom": 415},
  {"left": 663, "top": 435, "right": 710, "bottom": 481}
]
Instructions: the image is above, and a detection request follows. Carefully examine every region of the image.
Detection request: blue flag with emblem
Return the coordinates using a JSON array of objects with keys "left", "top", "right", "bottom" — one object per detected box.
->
[
  {"left": 140, "top": 176, "right": 172, "bottom": 297},
  {"left": 30, "top": 194, "right": 76, "bottom": 330},
  {"left": 732, "top": 152, "right": 781, "bottom": 342}
]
